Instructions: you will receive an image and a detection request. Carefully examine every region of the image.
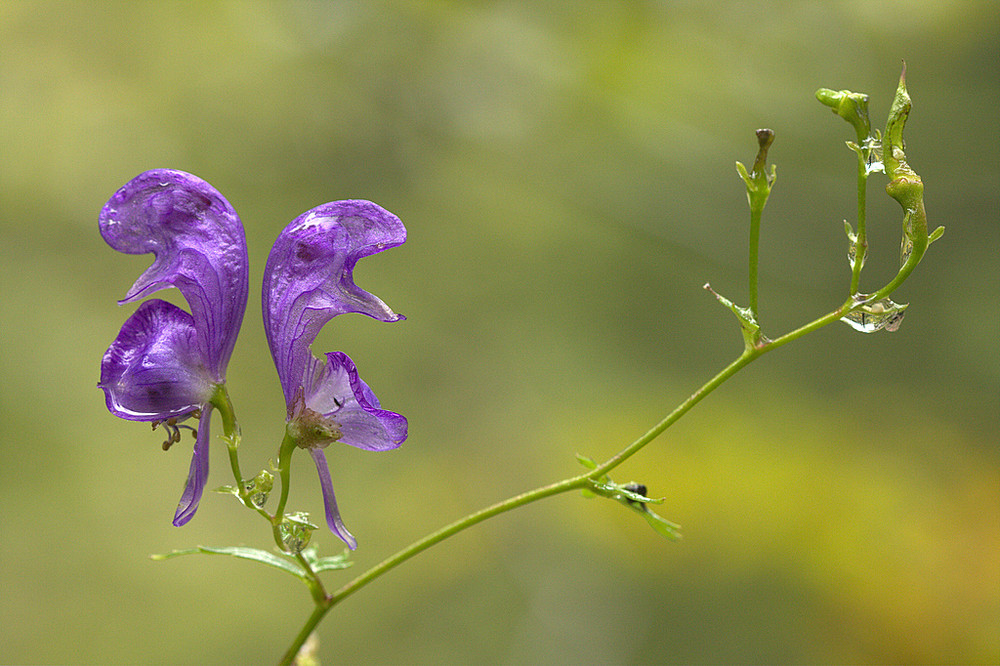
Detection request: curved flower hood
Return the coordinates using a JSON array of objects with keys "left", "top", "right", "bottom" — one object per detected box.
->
[
  {"left": 262, "top": 200, "right": 407, "bottom": 548},
  {"left": 98, "top": 169, "right": 249, "bottom": 525}
]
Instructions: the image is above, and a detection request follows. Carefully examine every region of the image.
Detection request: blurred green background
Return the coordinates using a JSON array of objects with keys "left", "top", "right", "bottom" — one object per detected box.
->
[{"left": 2, "top": 2, "right": 998, "bottom": 664}]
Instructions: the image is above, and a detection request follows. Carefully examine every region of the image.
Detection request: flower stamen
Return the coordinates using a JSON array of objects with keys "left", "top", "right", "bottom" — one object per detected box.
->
[{"left": 153, "top": 415, "right": 199, "bottom": 451}]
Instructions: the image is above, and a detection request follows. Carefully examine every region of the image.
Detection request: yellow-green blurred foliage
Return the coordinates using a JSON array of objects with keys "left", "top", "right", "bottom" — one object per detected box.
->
[{"left": 2, "top": 2, "right": 997, "bottom": 664}]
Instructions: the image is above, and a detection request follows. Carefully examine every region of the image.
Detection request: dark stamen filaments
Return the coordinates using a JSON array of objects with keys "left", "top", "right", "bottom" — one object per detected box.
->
[{"left": 152, "top": 412, "right": 200, "bottom": 451}]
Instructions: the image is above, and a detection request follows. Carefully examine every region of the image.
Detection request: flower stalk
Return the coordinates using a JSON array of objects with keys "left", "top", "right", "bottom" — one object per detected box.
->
[{"left": 736, "top": 128, "right": 776, "bottom": 318}]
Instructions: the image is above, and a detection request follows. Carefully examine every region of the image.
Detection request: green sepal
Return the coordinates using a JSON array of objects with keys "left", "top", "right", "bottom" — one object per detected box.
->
[{"left": 151, "top": 545, "right": 309, "bottom": 580}]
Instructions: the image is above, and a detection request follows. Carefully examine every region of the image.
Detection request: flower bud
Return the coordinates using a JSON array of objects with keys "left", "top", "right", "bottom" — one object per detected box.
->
[{"left": 816, "top": 88, "right": 872, "bottom": 142}]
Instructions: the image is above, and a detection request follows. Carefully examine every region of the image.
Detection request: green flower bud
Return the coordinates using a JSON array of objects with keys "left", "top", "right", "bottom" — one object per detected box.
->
[
  {"left": 881, "top": 64, "right": 943, "bottom": 265},
  {"left": 816, "top": 87, "right": 872, "bottom": 143},
  {"left": 735, "top": 129, "right": 777, "bottom": 212}
]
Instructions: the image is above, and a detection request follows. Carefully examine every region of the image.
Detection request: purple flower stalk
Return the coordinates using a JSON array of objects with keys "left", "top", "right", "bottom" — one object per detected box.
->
[
  {"left": 263, "top": 200, "right": 407, "bottom": 549},
  {"left": 98, "top": 170, "right": 249, "bottom": 526}
]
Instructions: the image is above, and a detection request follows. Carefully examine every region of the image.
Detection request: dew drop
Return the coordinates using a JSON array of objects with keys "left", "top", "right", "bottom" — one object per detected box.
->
[{"left": 841, "top": 298, "right": 907, "bottom": 333}]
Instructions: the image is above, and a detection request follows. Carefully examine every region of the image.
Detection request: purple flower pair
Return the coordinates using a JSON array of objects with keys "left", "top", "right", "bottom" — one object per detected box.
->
[{"left": 98, "top": 169, "right": 406, "bottom": 548}]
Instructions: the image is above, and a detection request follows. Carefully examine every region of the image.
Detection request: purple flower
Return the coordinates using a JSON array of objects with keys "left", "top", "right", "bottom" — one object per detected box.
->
[
  {"left": 263, "top": 200, "right": 407, "bottom": 549},
  {"left": 98, "top": 170, "right": 249, "bottom": 526}
]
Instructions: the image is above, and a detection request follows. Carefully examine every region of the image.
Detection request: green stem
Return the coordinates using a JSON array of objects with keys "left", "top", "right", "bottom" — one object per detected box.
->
[
  {"left": 296, "top": 551, "right": 329, "bottom": 605},
  {"left": 765, "top": 299, "right": 854, "bottom": 351},
  {"left": 272, "top": 431, "right": 298, "bottom": 546},
  {"left": 869, "top": 225, "right": 927, "bottom": 305},
  {"left": 210, "top": 386, "right": 274, "bottom": 521},
  {"left": 279, "top": 603, "right": 327, "bottom": 666},
  {"left": 748, "top": 207, "right": 762, "bottom": 316},
  {"left": 277, "top": 126, "right": 929, "bottom": 662},
  {"left": 589, "top": 348, "right": 757, "bottom": 479},
  {"left": 211, "top": 385, "right": 248, "bottom": 496},
  {"left": 277, "top": 349, "right": 765, "bottom": 664},
  {"left": 210, "top": 390, "right": 332, "bottom": 624},
  {"left": 278, "top": 474, "right": 587, "bottom": 665},
  {"left": 276, "top": 266, "right": 926, "bottom": 664},
  {"left": 849, "top": 150, "right": 868, "bottom": 295}
]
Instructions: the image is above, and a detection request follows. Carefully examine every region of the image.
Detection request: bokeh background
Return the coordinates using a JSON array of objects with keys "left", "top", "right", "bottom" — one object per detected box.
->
[{"left": 2, "top": 2, "right": 998, "bottom": 664}]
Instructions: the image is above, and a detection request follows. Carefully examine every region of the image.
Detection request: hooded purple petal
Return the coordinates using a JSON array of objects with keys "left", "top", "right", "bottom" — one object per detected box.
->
[
  {"left": 308, "top": 448, "right": 358, "bottom": 550},
  {"left": 99, "top": 299, "right": 214, "bottom": 421},
  {"left": 172, "top": 407, "right": 214, "bottom": 526},
  {"left": 302, "top": 351, "right": 407, "bottom": 452},
  {"left": 99, "top": 169, "right": 249, "bottom": 379},
  {"left": 262, "top": 200, "right": 405, "bottom": 403}
]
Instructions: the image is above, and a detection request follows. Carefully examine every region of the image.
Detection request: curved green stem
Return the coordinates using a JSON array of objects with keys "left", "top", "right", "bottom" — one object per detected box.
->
[
  {"left": 272, "top": 431, "right": 298, "bottom": 546},
  {"left": 277, "top": 98, "right": 937, "bottom": 664},
  {"left": 277, "top": 349, "right": 765, "bottom": 664},
  {"left": 276, "top": 270, "right": 928, "bottom": 664},
  {"left": 210, "top": 386, "right": 273, "bottom": 521},
  {"left": 210, "top": 386, "right": 243, "bottom": 492}
]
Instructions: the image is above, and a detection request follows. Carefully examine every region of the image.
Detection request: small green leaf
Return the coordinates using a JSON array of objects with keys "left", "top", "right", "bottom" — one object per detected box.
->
[
  {"left": 212, "top": 485, "right": 240, "bottom": 496},
  {"left": 640, "top": 509, "right": 682, "bottom": 541},
  {"left": 151, "top": 546, "right": 308, "bottom": 580},
  {"left": 616, "top": 485, "right": 665, "bottom": 506},
  {"left": 844, "top": 220, "right": 855, "bottom": 240},
  {"left": 735, "top": 160, "right": 752, "bottom": 188},
  {"left": 704, "top": 283, "right": 764, "bottom": 349},
  {"left": 298, "top": 545, "right": 353, "bottom": 572},
  {"left": 311, "top": 553, "right": 354, "bottom": 573},
  {"left": 581, "top": 474, "right": 682, "bottom": 542},
  {"left": 575, "top": 453, "right": 597, "bottom": 470}
]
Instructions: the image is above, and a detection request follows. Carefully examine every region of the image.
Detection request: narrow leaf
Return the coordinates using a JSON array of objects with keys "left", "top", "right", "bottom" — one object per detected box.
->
[
  {"left": 641, "top": 509, "right": 682, "bottom": 541},
  {"left": 151, "top": 545, "right": 307, "bottom": 580},
  {"left": 311, "top": 554, "right": 354, "bottom": 573}
]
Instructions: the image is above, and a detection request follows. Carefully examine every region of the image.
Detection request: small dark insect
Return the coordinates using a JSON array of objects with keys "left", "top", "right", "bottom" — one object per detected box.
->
[{"left": 622, "top": 483, "right": 647, "bottom": 497}]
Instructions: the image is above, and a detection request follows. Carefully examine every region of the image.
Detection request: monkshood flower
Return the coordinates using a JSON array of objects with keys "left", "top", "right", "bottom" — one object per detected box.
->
[
  {"left": 98, "top": 170, "right": 249, "bottom": 526},
  {"left": 263, "top": 200, "right": 407, "bottom": 549}
]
